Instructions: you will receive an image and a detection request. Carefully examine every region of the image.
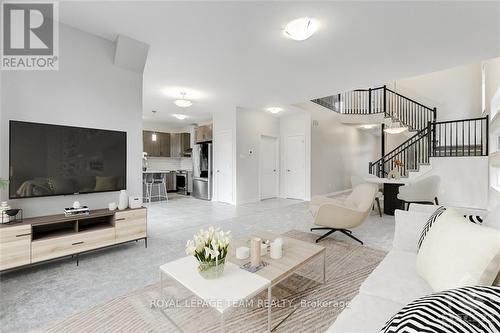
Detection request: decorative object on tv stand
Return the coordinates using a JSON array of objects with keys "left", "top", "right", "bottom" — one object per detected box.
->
[
  {"left": 128, "top": 196, "right": 142, "bottom": 209},
  {"left": 1, "top": 201, "right": 11, "bottom": 223},
  {"left": 387, "top": 160, "right": 403, "bottom": 180},
  {"left": 118, "top": 190, "right": 128, "bottom": 210},
  {"left": 108, "top": 202, "right": 117, "bottom": 211},
  {"left": 185, "top": 226, "right": 230, "bottom": 279},
  {"left": 1, "top": 203, "right": 23, "bottom": 224}
]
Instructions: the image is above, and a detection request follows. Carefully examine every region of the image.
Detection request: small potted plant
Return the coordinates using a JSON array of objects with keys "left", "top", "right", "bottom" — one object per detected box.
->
[
  {"left": 186, "top": 227, "right": 230, "bottom": 279},
  {"left": 0, "top": 178, "right": 7, "bottom": 190}
]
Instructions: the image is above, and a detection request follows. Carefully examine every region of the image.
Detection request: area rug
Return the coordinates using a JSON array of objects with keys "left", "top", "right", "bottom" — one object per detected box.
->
[{"left": 43, "top": 230, "right": 386, "bottom": 333}]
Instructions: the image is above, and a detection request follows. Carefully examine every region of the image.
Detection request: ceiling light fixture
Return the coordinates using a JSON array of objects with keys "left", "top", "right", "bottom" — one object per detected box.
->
[
  {"left": 284, "top": 17, "right": 318, "bottom": 41},
  {"left": 174, "top": 92, "right": 193, "bottom": 108},
  {"left": 361, "top": 124, "right": 377, "bottom": 129},
  {"left": 151, "top": 110, "right": 158, "bottom": 141},
  {"left": 384, "top": 122, "right": 408, "bottom": 134},
  {"left": 172, "top": 114, "right": 189, "bottom": 120},
  {"left": 266, "top": 107, "right": 283, "bottom": 114}
]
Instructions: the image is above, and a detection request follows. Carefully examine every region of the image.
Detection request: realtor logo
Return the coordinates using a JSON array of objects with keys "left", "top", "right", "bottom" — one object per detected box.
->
[{"left": 1, "top": 1, "right": 59, "bottom": 70}]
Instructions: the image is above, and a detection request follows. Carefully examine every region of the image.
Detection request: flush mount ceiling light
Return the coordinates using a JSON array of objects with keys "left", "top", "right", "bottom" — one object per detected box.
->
[
  {"left": 384, "top": 122, "right": 408, "bottom": 134},
  {"left": 284, "top": 17, "right": 318, "bottom": 41},
  {"left": 174, "top": 92, "right": 193, "bottom": 108},
  {"left": 266, "top": 107, "right": 283, "bottom": 114},
  {"left": 172, "top": 114, "right": 189, "bottom": 120}
]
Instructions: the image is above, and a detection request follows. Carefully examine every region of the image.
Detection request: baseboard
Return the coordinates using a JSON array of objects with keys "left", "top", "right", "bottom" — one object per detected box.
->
[{"left": 315, "top": 188, "right": 352, "bottom": 198}]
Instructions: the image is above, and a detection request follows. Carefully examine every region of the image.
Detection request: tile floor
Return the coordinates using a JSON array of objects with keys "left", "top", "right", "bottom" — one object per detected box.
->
[{"left": 0, "top": 194, "right": 395, "bottom": 332}]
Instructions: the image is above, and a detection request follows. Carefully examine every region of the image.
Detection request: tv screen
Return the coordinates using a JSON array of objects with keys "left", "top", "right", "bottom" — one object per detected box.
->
[{"left": 9, "top": 121, "right": 127, "bottom": 199}]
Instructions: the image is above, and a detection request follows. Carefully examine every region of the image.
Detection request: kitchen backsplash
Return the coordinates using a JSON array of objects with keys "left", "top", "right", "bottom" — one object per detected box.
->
[{"left": 146, "top": 157, "right": 192, "bottom": 171}]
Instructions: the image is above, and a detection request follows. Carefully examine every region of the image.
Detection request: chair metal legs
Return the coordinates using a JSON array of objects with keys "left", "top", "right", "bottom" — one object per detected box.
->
[
  {"left": 434, "top": 197, "right": 439, "bottom": 205},
  {"left": 310, "top": 227, "right": 363, "bottom": 245}
]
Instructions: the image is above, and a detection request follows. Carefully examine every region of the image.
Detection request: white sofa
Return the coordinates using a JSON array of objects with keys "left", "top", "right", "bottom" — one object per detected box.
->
[{"left": 327, "top": 203, "right": 494, "bottom": 333}]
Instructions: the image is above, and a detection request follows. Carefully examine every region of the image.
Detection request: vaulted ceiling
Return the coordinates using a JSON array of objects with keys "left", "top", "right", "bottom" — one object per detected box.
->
[{"left": 59, "top": 1, "right": 500, "bottom": 124}]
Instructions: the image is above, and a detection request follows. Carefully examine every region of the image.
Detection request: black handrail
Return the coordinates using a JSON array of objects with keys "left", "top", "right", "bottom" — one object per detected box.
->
[
  {"left": 371, "top": 126, "right": 428, "bottom": 166},
  {"left": 385, "top": 88, "right": 435, "bottom": 112},
  {"left": 312, "top": 85, "right": 436, "bottom": 131},
  {"left": 369, "top": 116, "right": 489, "bottom": 177}
]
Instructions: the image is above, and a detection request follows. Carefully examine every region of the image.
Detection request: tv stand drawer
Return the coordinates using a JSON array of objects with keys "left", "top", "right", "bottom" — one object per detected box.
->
[
  {"left": 0, "top": 225, "right": 31, "bottom": 270},
  {"left": 32, "top": 228, "right": 115, "bottom": 263},
  {"left": 115, "top": 209, "right": 147, "bottom": 243}
]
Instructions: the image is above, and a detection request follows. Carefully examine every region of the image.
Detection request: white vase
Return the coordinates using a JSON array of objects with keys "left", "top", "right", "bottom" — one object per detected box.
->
[{"left": 118, "top": 190, "right": 128, "bottom": 210}]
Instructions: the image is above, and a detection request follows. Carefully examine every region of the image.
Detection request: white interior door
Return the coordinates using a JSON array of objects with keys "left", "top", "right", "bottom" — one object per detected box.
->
[
  {"left": 260, "top": 136, "right": 278, "bottom": 200},
  {"left": 214, "top": 131, "right": 233, "bottom": 203},
  {"left": 285, "top": 135, "right": 305, "bottom": 200}
]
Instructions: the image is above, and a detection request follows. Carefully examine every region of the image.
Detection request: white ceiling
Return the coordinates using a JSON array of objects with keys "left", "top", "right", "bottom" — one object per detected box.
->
[{"left": 59, "top": 1, "right": 500, "bottom": 125}]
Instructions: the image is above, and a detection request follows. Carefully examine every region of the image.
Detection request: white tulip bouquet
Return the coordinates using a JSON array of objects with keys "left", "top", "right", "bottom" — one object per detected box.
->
[{"left": 186, "top": 227, "right": 231, "bottom": 274}]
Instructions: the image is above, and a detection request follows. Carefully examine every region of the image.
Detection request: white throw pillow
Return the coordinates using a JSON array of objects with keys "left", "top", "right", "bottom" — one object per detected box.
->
[{"left": 416, "top": 208, "right": 500, "bottom": 292}]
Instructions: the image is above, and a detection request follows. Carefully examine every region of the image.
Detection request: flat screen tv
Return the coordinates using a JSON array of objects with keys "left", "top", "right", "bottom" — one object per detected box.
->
[{"left": 9, "top": 121, "right": 127, "bottom": 199}]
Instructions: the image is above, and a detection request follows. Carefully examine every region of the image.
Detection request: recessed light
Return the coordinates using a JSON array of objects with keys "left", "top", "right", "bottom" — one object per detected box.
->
[
  {"left": 174, "top": 92, "right": 193, "bottom": 108},
  {"left": 172, "top": 114, "right": 189, "bottom": 120},
  {"left": 284, "top": 17, "right": 318, "bottom": 41},
  {"left": 267, "top": 107, "right": 283, "bottom": 114}
]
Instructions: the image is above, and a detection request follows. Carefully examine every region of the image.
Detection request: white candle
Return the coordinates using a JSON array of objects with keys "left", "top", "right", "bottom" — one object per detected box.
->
[
  {"left": 250, "top": 237, "right": 261, "bottom": 267},
  {"left": 236, "top": 246, "right": 250, "bottom": 260},
  {"left": 270, "top": 240, "right": 283, "bottom": 259}
]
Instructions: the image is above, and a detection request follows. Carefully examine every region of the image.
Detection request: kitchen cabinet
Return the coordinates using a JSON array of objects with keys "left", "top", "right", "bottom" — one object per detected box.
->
[
  {"left": 143, "top": 131, "right": 190, "bottom": 157},
  {"left": 170, "top": 133, "right": 191, "bottom": 157},
  {"left": 170, "top": 133, "right": 181, "bottom": 157},
  {"left": 159, "top": 133, "right": 170, "bottom": 157},
  {"left": 195, "top": 124, "right": 213, "bottom": 143},
  {"left": 143, "top": 131, "right": 170, "bottom": 157},
  {"left": 166, "top": 171, "right": 176, "bottom": 191}
]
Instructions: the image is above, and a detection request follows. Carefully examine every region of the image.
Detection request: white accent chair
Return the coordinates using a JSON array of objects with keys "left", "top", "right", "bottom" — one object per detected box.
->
[
  {"left": 309, "top": 183, "right": 378, "bottom": 244},
  {"left": 351, "top": 175, "right": 383, "bottom": 217},
  {"left": 397, "top": 175, "right": 440, "bottom": 210}
]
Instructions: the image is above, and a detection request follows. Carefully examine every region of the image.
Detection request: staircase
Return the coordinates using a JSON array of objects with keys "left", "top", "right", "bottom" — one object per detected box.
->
[{"left": 312, "top": 86, "right": 489, "bottom": 178}]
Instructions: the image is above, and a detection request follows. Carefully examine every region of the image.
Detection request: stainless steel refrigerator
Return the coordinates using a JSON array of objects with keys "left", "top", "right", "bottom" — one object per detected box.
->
[{"left": 192, "top": 142, "right": 212, "bottom": 200}]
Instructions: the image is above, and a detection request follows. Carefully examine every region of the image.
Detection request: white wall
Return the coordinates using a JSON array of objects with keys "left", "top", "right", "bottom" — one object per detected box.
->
[
  {"left": 146, "top": 157, "right": 192, "bottom": 171},
  {"left": 212, "top": 108, "right": 237, "bottom": 203},
  {"left": 484, "top": 57, "right": 500, "bottom": 116},
  {"left": 0, "top": 24, "right": 143, "bottom": 217},
  {"left": 389, "top": 62, "right": 482, "bottom": 122},
  {"left": 279, "top": 111, "right": 312, "bottom": 201},
  {"left": 309, "top": 107, "right": 379, "bottom": 196},
  {"left": 424, "top": 157, "right": 489, "bottom": 209},
  {"left": 235, "top": 108, "right": 280, "bottom": 204}
]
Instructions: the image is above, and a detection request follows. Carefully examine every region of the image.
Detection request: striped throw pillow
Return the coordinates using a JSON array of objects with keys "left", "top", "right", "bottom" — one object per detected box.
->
[
  {"left": 417, "top": 207, "right": 484, "bottom": 252},
  {"left": 417, "top": 206, "right": 446, "bottom": 252},
  {"left": 381, "top": 286, "right": 500, "bottom": 333}
]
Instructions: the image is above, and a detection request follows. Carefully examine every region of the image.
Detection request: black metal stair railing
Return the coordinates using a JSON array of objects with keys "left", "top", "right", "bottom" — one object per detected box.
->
[
  {"left": 369, "top": 116, "right": 489, "bottom": 178},
  {"left": 369, "top": 126, "right": 431, "bottom": 178},
  {"left": 432, "top": 117, "right": 489, "bottom": 157},
  {"left": 312, "top": 85, "right": 436, "bottom": 131}
]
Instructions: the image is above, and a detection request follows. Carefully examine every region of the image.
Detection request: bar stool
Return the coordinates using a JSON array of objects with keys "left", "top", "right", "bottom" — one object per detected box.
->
[{"left": 145, "top": 173, "right": 168, "bottom": 203}]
